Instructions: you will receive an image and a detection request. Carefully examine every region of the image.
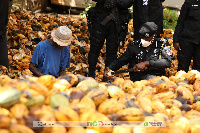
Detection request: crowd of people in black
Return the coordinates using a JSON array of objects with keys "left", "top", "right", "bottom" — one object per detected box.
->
[{"left": 0, "top": 0, "right": 200, "bottom": 82}]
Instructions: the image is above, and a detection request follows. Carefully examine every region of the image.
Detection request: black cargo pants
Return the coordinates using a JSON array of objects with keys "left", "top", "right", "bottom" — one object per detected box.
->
[
  {"left": 88, "top": 20, "right": 119, "bottom": 78},
  {"left": 0, "top": 32, "right": 9, "bottom": 69},
  {"left": 177, "top": 40, "right": 200, "bottom": 72}
]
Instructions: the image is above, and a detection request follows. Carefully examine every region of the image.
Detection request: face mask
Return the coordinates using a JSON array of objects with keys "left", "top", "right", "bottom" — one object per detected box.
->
[
  {"left": 141, "top": 39, "right": 151, "bottom": 47},
  {"left": 141, "top": 35, "right": 156, "bottom": 47}
]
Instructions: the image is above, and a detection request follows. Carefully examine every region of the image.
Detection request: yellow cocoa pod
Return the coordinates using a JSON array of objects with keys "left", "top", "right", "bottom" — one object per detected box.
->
[
  {"left": 136, "top": 86, "right": 153, "bottom": 100},
  {"left": 166, "top": 81, "right": 177, "bottom": 92},
  {"left": 163, "top": 99, "right": 182, "bottom": 109},
  {"left": 69, "top": 88, "right": 85, "bottom": 104},
  {"left": 29, "top": 105, "right": 53, "bottom": 119},
  {"left": 25, "top": 94, "right": 45, "bottom": 109},
  {"left": 50, "top": 124, "right": 67, "bottom": 133},
  {"left": 155, "top": 83, "right": 169, "bottom": 93},
  {"left": 133, "top": 80, "right": 149, "bottom": 89},
  {"left": 52, "top": 79, "right": 71, "bottom": 91},
  {"left": 10, "top": 103, "right": 29, "bottom": 119},
  {"left": 0, "top": 75, "right": 11, "bottom": 86},
  {"left": 86, "top": 89, "right": 108, "bottom": 106},
  {"left": 10, "top": 124, "right": 34, "bottom": 133},
  {"left": 154, "top": 113, "right": 169, "bottom": 121},
  {"left": 138, "top": 97, "right": 152, "bottom": 113},
  {"left": 29, "top": 81, "right": 49, "bottom": 97},
  {"left": 193, "top": 80, "right": 200, "bottom": 93},
  {"left": 77, "top": 78, "right": 98, "bottom": 89},
  {"left": 117, "top": 108, "right": 144, "bottom": 121},
  {"left": 98, "top": 83, "right": 108, "bottom": 93},
  {"left": 98, "top": 99, "right": 126, "bottom": 115},
  {"left": 183, "top": 71, "right": 196, "bottom": 84},
  {"left": 80, "top": 108, "right": 96, "bottom": 121},
  {"left": 176, "top": 86, "right": 194, "bottom": 104},
  {"left": 185, "top": 110, "right": 200, "bottom": 119},
  {"left": 152, "top": 91, "right": 174, "bottom": 102},
  {"left": 148, "top": 76, "right": 162, "bottom": 83},
  {"left": 193, "top": 101, "right": 200, "bottom": 112},
  {"left": 58, "top": 73, "right": 78, "bottom": 87},
  {"left": 113, "top": 77, "right": 125, "bottom": 87},
  {"left": 37, "top": 75, "right": 56, "bottom": 90},
  {"left": 170, "top": 106, "right": 182, "bottom": 118},
  {"left": 54, "top": 105, "right": 79, "bottom": 121},
  {"left": 128, "top": 88, "right": 142, "bottom": 95},
  {"left": 107, "top": 85, "right": 125, "bottom": 98},
  {"left": 0, "top": 129, "right": 9, "bottom": 133},
  {"left": 28, "top": 77, "right": 38, "bottom": 82},
  {"left": 169, "top": 117, "right": 190, "bottom": 133},
  {"left": 190, "top": 124, "right": 200, "bottom": 133},
  {"left": 0, "top": 115, "right": 11, "bottom": 128},
  {"left": 80, "top": 96, "right": 96, "bottom": 109},
  {"left": 122, "top": 80, "right": 134, "bottom": 93},
  {"left": 175, "top": 70, "right": 187, "bottom": 78},
  {"left": 50, "top": 93, "right": 69, "bottom": 108},
  {"left": 0, "top": 107, "right": 10, "bottom": 116},
  {"left": 152, "top": 101, "right": 166, "bottom": 114},
  {"left": 87, "top": 112, "right": 112, "bottom": 133},
  {"left": 177, "top": 83, "right": 194, "bottom": 93}
]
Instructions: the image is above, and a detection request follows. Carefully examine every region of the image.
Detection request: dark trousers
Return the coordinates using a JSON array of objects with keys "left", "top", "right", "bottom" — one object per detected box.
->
[
  {"left": 177, "top": 40, "right": 200, "bottom": 72},
  {"left": 88, "top": 21, "right": 119, "bottom": 78},
  {"left": 0, "top": 32, "right": 9, "bottom": 69}
]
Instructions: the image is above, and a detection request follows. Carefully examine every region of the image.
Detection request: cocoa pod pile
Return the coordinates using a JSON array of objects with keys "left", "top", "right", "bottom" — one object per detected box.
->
[{"left": 0, "top": 70, "right": 199, "bottom": 132}]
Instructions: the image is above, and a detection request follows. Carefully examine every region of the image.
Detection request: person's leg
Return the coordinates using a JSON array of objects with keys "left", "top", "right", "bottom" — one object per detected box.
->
[
  {"left": 177, "top": 40, "right": 194, "bottom": 72},
  {"left": 102, "top": 21, "right": 118, "bottom": 82},
  {"left": 88, "top": 23, "right": 105, "bottom": 78},
  {"left": 192, "top": 42, "right": 200, "bottom": 71},
  {"left": 0, "top": 33, "right": 9, "bottom": 69}
]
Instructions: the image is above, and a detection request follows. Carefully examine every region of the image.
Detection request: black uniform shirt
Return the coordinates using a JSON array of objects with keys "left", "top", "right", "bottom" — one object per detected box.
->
[
  {"left": 174, "top": 0, "right": 200, "bottom": 44},
  {"left": 0, "top": 0, "right": 10, "bottom": 37},
  {"left": 109, "top": 39, "right": 172, "bottom": 81},
  {"left": 133, "top": 0, "right": 165, "bottom": 36}
]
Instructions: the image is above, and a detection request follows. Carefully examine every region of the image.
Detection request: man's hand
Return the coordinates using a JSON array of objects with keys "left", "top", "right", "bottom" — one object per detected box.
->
[
  {"left": 133, "top": 61, "right": 149, "bottom": 72},
  {"left": 173, "top": 43, "right": 181, "bottom": 51},
  {"left": 29, "top": 62, "right": 44, "bottom": 77},
  {"left": 104, "top": 67, "right": 114, "bottom": 79},
  {"left": 104, "top": 0, "right": 117, "bottom": 10}
]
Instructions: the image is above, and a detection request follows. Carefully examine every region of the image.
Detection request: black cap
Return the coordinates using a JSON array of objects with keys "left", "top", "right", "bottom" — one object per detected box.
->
[{"left": 139, "top": 22, "right": 158, "bottom": 38}]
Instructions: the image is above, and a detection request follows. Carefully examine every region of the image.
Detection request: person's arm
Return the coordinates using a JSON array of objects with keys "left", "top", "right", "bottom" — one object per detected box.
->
[
  {"left": 29, "top": 62, "right": 44, "bottom": 77},
  {"left": 108, "top": 43, "right": 134, "bottom": 71},
  {"left": 149, "top": 46, "right": 172, "bottom": 70},
  {"left": 173, "top": 1, "right": 189, "bottom": 50}
]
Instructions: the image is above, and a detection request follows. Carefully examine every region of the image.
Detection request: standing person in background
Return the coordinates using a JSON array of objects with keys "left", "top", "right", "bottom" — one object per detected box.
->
[
  {"left": 173, "top": 0, "right": 200, "bottom": 72},
  {"left": 0, "top": 0, "right": 12, "bottom": 69},
  {"left": 133, "top": 0, "right": 165, "bottom": 41},
  {"left": 87, "top": 0, "right": 133, "bottom": 82}
]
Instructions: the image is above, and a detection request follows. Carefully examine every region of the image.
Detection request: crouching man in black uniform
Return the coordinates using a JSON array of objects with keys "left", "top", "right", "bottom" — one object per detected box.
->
[{"left": 104, "top": 22, "right": 172, "bottom": 82}]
